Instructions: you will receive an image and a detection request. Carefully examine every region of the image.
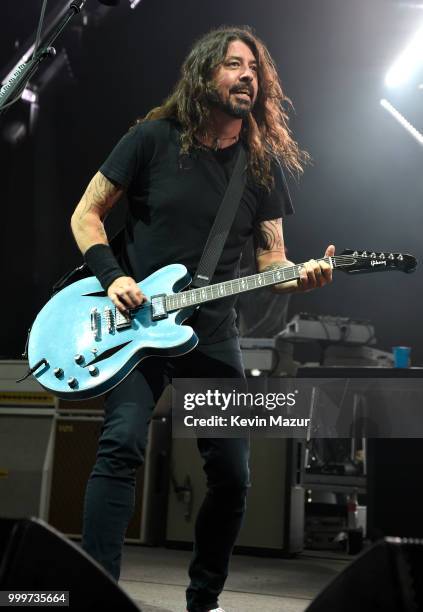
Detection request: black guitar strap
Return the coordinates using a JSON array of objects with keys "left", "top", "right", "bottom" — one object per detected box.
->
[{"left": 191, "top": 144, "right": 247, "bottom": 289}]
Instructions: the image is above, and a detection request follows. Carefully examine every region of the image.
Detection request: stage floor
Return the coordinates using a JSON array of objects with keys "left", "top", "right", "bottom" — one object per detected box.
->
[{"left": 118, "top": 545, "right": 351, "bottom": 611}]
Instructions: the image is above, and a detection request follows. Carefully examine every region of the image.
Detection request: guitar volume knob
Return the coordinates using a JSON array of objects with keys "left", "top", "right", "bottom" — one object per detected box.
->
[
  {"left": 54, "top": 368, "right": 63, "bottom": 378},
  {"left": 74, "top": 354, "right": 85, "bottom": 365},
  {"left": 67, "top": 377, "right": 78, "bottom": 389},
  {"left": 88, "top": 366, "right": 99, "bottom": 376}
]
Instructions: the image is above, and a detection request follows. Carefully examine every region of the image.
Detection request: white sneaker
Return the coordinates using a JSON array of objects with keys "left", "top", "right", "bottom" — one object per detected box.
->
[{"left": 186, "top": 608, "right": 225, "bottom": 612}]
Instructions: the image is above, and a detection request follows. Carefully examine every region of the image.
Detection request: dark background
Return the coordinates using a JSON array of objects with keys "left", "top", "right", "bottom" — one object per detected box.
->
[{"left": 1, "top": 0, "right": 422, "bottom": 362}]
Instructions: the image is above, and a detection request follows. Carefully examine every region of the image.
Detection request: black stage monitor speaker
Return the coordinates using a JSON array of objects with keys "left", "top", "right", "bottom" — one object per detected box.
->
[
  {"left": 0, "top": 517, "right": 139, "bottom": 611},
  {"left": 305, "top": 537, "right": 423, "bottom": 612}
]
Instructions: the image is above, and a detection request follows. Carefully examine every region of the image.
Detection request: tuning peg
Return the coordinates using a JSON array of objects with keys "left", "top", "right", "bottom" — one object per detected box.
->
[
  {"left": 353, "top": 251, "right": 359, "bottom": 256},
  {"left": 362, "top": 251, "right": 368, "bottom": 257},
  {"left": 397, "top": 254, "right": 404, "bottom": 261},
  {"left": 370, "top": 252, "right": 376, "bottom": 258},
  {"left": 379, "top": 253, "right": 385, "bottom": 259},
  {"left": 388, "top": 253, "right": 395, "bottom": 260}
]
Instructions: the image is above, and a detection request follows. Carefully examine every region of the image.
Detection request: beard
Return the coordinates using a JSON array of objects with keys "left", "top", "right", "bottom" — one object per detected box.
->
[{"left": 206, "top": 85, "right": 253, "bottom": 119}]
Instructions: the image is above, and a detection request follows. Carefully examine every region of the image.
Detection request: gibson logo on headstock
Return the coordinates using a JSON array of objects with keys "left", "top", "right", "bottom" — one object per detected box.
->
[{"left": 371, "top": 260, "right": 387, "bottom": 267}]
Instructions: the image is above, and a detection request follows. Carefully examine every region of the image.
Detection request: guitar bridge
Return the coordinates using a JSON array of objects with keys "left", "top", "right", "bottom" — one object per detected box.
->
[{"left": 151, "top": 294, "right": 168, "bottom": 321}]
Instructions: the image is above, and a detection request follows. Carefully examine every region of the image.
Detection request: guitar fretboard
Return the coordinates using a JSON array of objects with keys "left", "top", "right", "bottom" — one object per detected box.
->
[{"left": 165, "top": 256, "right": 336, "bottom": 312}]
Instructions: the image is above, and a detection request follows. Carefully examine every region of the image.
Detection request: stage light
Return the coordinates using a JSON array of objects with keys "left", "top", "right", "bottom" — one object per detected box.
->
[
  {"left": 250, "top": 368, "right": 262, "bottom": 377},
  {"left": 385, "top": 23, "right": 423, "bottom": 87},
  {"left": 380, "top": 98, "right": 423, "bottom": 145}
]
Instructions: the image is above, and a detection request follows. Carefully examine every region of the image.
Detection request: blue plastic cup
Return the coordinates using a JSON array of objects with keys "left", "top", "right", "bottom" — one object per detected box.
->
[{"left": 392, "top": 346, "right": 411, "bottom": 368}]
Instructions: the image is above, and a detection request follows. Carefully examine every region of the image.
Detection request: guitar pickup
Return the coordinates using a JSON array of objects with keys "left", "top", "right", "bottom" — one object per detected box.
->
[
  {"left": 151, "top": 294, "right": 168, "bottom": 321},
  {"left": 115, "top": 308, "right": 132, "bottom": 330}
]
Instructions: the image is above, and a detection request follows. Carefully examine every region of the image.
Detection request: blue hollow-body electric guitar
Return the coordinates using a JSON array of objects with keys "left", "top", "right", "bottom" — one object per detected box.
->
[{"left": 27, "top": 250, "right": 416, "bottom": 400}]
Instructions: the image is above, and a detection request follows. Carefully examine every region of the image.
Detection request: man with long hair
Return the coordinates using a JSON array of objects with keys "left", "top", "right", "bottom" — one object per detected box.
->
[{"left": 71, "top": 26, "right": 334, "bottom": 612}]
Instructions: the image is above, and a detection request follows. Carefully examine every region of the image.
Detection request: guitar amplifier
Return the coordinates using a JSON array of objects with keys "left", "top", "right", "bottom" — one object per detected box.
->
[
  {"left": 240, "top": 337, "right": 276, "bottom": 372},
  {"left": 166, "top": 437, "right": 304, "bottom": 554},
  {"left": 48, "top": 415, "right": 145, "bottom": 541},
  {"left": 49, "top": 389, "right": 172, "bottom": 545},
  {"left": 240, "top": 337, "right": 296, "bottom": 376},
  {"left": 0, "top": 411, "right": 55, "bottom": 521},
  {"left": 0, "top": 360, "right": 56, "bottom": 522}
]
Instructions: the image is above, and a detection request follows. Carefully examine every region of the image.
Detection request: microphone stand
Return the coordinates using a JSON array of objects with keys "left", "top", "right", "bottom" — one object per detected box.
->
[{"left": 0, "top": 1, "right": 87, "bottom": 116}]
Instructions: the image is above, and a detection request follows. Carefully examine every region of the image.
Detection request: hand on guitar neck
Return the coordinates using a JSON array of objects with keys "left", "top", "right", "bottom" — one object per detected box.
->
[{"left": 269, "top": 244, "right": 335, "bottom": 293}]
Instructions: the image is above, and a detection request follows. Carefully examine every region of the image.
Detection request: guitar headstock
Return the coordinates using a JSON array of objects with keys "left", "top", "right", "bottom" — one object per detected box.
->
[{"left": 338, "top": 250, "right": 417, "bottom": 274}]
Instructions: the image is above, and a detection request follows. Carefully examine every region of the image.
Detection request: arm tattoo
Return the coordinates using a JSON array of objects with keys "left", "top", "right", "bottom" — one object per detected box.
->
[
  {"left": 254, "top": 219, "right": 283, "bottom": 258},
  {"left": 261, "top": 261, "right": 292, "bottom": 273},
  {"left": 78, "top": 173, "right": 122, "bottom": 220}
]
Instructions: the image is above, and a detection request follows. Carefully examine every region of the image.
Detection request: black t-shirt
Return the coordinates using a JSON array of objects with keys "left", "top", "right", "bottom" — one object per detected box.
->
[{"left": 99, "top": 118, "right": 294, "bottom": 344}]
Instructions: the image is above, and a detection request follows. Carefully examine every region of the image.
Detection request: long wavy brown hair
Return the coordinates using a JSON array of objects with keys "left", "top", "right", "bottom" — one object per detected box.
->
[{"left": 141, "top": 26, "right": 308, "bottom": 190}]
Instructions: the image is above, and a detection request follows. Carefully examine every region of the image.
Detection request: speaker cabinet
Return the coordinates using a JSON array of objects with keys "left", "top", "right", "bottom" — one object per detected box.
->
[
  {"left": 0, "top": 360, "right": 56, "bottom": 522},
  {"left": 49, "top": 413, "right": 171, "bottom": 544},
  {"left": 166, "top": 437, "right": 304, "bottom": 554},
  {"left": 0, "top": 411, "right": 55, "bottom": 521},
  {"left": 0, "top": 361, "right": 172, "bottom": 545}
]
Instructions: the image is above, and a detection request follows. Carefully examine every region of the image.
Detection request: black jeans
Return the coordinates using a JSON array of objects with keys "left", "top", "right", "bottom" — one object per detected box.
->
[{"left": 81, "top": 336, "right": 250, "bottom": 612}]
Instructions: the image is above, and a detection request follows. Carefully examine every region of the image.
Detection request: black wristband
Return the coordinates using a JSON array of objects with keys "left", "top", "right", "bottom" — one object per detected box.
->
[{"left": 84, "top": 244, "right": 126, "bottom": 292}]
